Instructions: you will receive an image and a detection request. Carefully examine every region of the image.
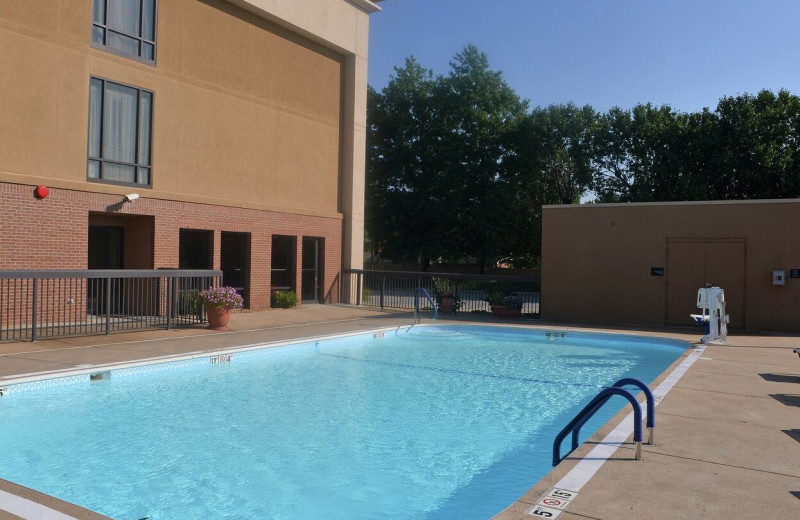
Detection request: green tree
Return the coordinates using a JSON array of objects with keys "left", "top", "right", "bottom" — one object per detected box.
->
[
  {"left": 504, "top": 103, "right": 598, "bottom": 262},
  {"left": 435, "top": 45, "right": 529, "bottom": 271},
  {"left": 592, "top": 104, "right": 674, "bottom": 202},
  {"left": 366, "top": 57, "right": 447, "bottom": 267},
  {"left": 366, "top": 46, "right": 527, "bottom": 271},
  {"left": 714, "top": 89, "right": 800, "bottom": 199}
]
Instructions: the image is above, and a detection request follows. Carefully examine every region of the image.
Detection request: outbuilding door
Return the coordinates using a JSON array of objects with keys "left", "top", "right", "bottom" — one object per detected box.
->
[{"left": 665, "top": 239, "right": 746, "bottom": 328}]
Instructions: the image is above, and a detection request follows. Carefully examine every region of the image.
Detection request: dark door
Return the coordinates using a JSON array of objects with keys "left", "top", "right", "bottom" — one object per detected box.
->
[
  {"left": 179, "top": 229, "right": 213, "bottom": 269},
  {"left": 301, "top": 237, "right": 322, "bottom": 302},
  {"left": 221, "top": 232, "right": 250, "bottom": 308},
  {"left": 89, "top": 226, "right": 124, "bottom": 269},
  {"left": 271, "top": 235, "right": 296, "bottom": 290},
  {"left": 88, "top": 225, "right": 124, "bottom": 314},
  {"left": 179, "top": 229, "right": 214, "bottom": 317}
]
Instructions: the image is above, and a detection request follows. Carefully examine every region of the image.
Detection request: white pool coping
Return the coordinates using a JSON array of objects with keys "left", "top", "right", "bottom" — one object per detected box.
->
[
  {"left": 0, "top": 325, "right": 413, "bottom": 387},
  {"left": 0, "top": 322, "right": 694, "bottom": 519},
  {"left": 552, "top": 342, "right": 706, "bottom": 495},
  {"left": 0, "top": 489, "right": 80, "bottom": 520}
]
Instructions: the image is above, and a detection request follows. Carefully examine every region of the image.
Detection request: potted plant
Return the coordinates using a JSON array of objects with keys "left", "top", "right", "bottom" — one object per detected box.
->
[
  {"left": 486, "top": 288, "right": 523, "bottom": 318},
  {"left": 433, "top": 278, "right": 461, "bottom": 314},
  {"left": 438, "top": 290, "right": 457, "bottom": 314},
  {"left": 198, "top": 286, "right": 244, "bottom": 330}
]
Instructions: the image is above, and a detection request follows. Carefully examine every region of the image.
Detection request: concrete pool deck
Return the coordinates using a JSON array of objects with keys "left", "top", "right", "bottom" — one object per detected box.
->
[{"left": 0, "top": 305, "right": 798, "bottom": 519}]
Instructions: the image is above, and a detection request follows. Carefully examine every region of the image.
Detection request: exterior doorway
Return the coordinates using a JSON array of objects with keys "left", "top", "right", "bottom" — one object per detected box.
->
[
  {"left": 665, "top": 239, "right": 746, "bottom": 328},
  {"left": 301, "top": 237, "right": 322, "bottom": 303},
  {"left": 221, "top": 232, "right": 251, "bottom": 308},
  {"left": 88, "top": 213, "right": 154, "bottom": 269},
  {"left": 88, "top": 225, "right": 124, "bottom": 315},
  {"left": 271, "top": 235, "right": 296, "bottom": 291},
  {"left": 88, "top": 213, "right": 154, "bottom": 316}
]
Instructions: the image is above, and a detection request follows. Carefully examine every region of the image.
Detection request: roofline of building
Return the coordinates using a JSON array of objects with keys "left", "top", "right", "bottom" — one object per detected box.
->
[
  {"left": 347, "top": 0, "right": 382, "bottom": 14},
  {"left": 543, "top": 198, "right": 800, "bottom": 210},
  {"left": 226, "top": 1, "right": 378, "bottom": 57}
]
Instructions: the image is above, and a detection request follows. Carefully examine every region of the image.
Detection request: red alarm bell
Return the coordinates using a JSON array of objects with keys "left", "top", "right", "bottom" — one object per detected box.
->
[{"left": 34, "top": 185, "right": 49, "bottom": 199}]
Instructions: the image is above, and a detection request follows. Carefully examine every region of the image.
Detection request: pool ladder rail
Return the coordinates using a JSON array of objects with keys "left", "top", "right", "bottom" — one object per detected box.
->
[
  {"left": 553, "top": 378, "right": 655, "bottom": 466},
  {"left": 413, "top": 288, "right": 437, "bottom": 324}
]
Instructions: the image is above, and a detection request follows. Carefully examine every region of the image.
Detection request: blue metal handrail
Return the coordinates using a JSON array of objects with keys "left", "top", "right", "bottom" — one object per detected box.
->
[
  {"left": 553, "top": 387, "right": 643, "bottom": 466},
  {"left": 571, "top": 378, "right": 656, "bottom": 450},
  {"left": 413, "top": 288, "right": 437, "bottom": 323}
]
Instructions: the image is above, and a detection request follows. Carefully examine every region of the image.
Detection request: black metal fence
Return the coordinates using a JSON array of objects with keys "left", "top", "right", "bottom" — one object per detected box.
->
[
  {"left": 0, "top": 269, "right": 222, "bottom": 342},
  {"left": 342, "top": 269, "right": 540, "bottom": 315}
]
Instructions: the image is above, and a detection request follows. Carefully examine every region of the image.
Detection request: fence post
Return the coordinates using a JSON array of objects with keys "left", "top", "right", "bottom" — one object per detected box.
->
[
  {"left": 105, "top": 276, "right": 111, "bottom": 335},
  {"left": 31, "top": 278, "right": 38, "bottom": 342},
  {"left": 167, "top": 276, "right": 174, "bottom": 330},
  {"left": 380, "top": 276, "right": 385, "bottom": 309}
]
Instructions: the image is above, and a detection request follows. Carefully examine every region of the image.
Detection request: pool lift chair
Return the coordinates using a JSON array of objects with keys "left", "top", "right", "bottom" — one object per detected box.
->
[{"left": 690, "top": 285, "right": 729, "bottom": 345}]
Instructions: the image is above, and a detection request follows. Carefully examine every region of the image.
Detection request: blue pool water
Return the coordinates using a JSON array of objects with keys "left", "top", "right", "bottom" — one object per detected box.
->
[{"left": 0, "top": 326, "right": 686, "bottom": 519}]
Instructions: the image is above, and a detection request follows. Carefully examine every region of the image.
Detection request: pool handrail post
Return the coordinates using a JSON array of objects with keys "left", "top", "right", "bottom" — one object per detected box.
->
[
  {"left": 612, "top": 377, "right": 655, "bottom": 445},
  {"left": 413, "top": 287, "right": 437, "bottom": 323},
  {"left": 553, "top": 386, "right": 643, "bottom": 466},
  {"left": 570, "top": 378, "right": 655, "bottom": 448}
]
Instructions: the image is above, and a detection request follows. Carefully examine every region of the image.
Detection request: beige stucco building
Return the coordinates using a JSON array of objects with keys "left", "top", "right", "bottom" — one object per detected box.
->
[
  {"left": 0, "top": 0, "right": 380, "bottom": 308},
  {"left": 542, "top": 200, "right": 800, "bottom": 332}
]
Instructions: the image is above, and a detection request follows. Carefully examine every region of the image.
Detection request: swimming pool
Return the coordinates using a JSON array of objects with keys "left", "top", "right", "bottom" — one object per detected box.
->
[{"left": 0, "top": 325, "right": 687, "bottom": 519}]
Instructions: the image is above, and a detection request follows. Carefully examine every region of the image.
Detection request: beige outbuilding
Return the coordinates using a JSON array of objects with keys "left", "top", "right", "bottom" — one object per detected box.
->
[{"left": 542, "top": 199, "right": 800, "bottom": 332}]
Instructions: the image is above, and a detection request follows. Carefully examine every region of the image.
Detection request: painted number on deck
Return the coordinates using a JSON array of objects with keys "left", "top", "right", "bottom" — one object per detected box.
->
[
  {"left": 546, "top": 488, "right": 577, "bottom": 501},
  {"left": 526, "top": 504, "right": 561, "bottom": 518}
]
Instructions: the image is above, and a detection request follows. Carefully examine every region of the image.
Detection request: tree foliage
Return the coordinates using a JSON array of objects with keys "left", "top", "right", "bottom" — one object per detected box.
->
[
  {"left": 367, "top": 47, "right": 527, "bottom": 271},
  {"left": 367, "top": 46, "right": 800, "bottom": 267}
]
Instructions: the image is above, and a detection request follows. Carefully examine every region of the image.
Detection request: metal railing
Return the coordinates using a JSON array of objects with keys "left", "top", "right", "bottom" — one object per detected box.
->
[
  {"left": 342, "top": 269, "right": 540, "bottom": 315},
  {"left": 553, "top": 378, "right": 655, "bottom": 466},
  {"left": 0, "top": 269, "right": 222, "bottom": 342},
  {"left": 413, "top": 287, "right": 437, "bottom": 323}
]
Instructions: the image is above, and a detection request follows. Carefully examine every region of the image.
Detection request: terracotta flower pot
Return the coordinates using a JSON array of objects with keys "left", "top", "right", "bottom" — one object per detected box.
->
[
  {"left": 492, "top": 305, "right": 521, "bottom": 318},
  {"left": 207, "top": 307, "right": 232, "bottom": 330},
  {"left": 440, "top": 298, "right": 455, "bottom": 314}
]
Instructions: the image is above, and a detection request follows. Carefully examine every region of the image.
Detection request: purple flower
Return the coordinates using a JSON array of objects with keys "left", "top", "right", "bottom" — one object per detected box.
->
[{"left": 199, "top": 286, "right": 244, "bottom": 310}]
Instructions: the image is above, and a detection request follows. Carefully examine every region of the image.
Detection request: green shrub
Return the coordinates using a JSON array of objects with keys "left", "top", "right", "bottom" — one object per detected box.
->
[{"left": 271, "top": 290, "right": 298, "bottom": 309}]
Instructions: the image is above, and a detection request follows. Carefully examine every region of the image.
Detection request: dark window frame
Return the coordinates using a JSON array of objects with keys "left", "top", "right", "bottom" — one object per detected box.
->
[
  {"left": 87, "top": 76, "right": 154, "bottom": 189},
  {"left": 91, "top": 0, "right": 158, "bottom": 66}
]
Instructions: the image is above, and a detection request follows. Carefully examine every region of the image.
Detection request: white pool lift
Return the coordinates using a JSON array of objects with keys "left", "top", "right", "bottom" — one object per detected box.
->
[{"left": 690, "top": 285, "right": 729, "bottom": 344}]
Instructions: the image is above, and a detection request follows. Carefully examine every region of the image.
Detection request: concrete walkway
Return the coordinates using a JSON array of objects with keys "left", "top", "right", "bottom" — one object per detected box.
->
[
  {"left": 1, "top": 307, "right": 798, "bottom": 519},
  {"left": 496, "top": 334, "right": 800, "bottom": 520}
]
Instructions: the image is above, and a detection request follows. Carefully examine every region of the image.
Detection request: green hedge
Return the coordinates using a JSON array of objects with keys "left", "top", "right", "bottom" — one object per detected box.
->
[{"left": 272, "top": 290, "right": 298, "bottom": 309}]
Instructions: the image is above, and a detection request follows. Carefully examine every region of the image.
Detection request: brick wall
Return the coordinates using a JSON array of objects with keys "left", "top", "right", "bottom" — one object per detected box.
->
[{"left": 0, "top": 182, "right": 343, "bottom": 310}]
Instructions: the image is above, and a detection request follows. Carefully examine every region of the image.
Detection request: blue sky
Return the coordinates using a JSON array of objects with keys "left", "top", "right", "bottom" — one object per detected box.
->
[{"left": 368, "top": 0, "right": 800, "bottom": 113}]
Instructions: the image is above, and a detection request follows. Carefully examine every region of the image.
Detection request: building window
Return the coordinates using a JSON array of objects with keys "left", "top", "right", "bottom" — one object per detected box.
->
[
  {"left": 88, "top": 77, "right": 153, "bottom": 187},
  {"left": 91, "top": 0, "right": 157, "bottom": 63}
]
